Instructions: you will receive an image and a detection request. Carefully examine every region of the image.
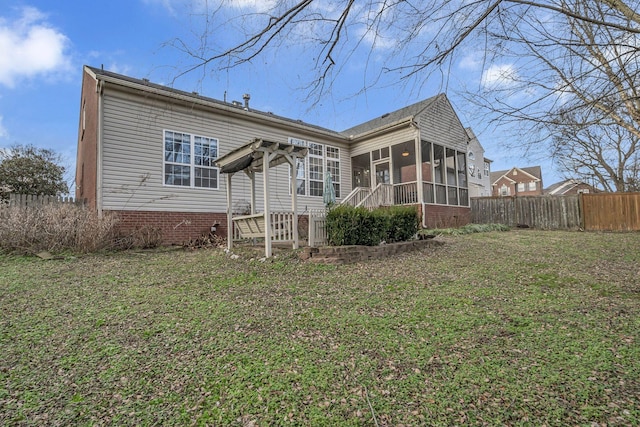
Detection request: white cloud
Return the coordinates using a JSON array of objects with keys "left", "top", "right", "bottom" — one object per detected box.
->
[
  {"left": 144, "top": 0, "right": 276, "bottom": 14},
  {"left": 0, "top": 115, "right": 7, "bottom": 139},
  {"left": 355, "top": 26, "right": 396, "bottom": 51},
  {"left": 458, "top": 53, "right": 483, "bottom": 71},
  {"left": 481, "top": 64, "right": 518, "bottom": 88},
  {"left": 141, "top": 0, "right": 179, "bottom": 14},
  {"left": 0, "top": 7, "right": 71, "bottom": 88},
  {"left": 226, "top": 0, "right": 277, "bottom": 13}
]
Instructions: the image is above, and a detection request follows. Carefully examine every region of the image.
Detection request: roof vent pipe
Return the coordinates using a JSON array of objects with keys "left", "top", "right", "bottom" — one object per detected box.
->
[{"left": 243, "top": 93, "right": 250, "bottom": 110}]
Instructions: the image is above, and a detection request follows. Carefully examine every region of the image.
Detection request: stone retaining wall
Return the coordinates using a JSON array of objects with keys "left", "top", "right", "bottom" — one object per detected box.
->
[{"left": 301, "top": 239, "right": 444, "bottom": 264}]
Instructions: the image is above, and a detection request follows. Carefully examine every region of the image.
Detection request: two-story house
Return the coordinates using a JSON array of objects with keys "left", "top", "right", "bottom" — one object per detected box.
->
[{"left": 490, "top": 166, "right": 543, "bottom": 197}]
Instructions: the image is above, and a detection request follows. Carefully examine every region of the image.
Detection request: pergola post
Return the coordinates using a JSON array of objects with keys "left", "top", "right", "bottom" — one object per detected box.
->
[
  {"left": 226, "top": 172, "right": 234, "bottom": 252},
  {"left": 245, "top": 169, "right": 256, "bottom": 215},
  {"left": 289, "top": 156, "right": 299, "bottom": 249},
  {"left": 262, "top": 153, "right": 272, "bottom": 258}
]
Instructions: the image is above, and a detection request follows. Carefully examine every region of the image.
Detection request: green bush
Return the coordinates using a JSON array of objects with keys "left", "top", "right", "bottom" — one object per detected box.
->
[
  {"left": 326, "top": 205, "right": 419, "bottom": 246},
  {"left": 386, "top": 206, "right": 420, "bottom": 242}
]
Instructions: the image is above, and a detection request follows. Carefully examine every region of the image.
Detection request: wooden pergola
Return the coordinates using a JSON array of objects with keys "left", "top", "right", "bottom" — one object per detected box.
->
[{"left": 215, "top": 138, "right": 309, "bottom": 258}]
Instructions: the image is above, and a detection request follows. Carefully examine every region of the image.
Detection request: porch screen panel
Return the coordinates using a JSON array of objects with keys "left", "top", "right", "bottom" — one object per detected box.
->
[
  {"left": 433, "top": 144, "right": 446, "bottom": 204},
  {"left": 423, "top": 182, "right": 435, "bottom": 203},
  {"left": 351, "top": 152, "right": 371, "bottom": 188}
]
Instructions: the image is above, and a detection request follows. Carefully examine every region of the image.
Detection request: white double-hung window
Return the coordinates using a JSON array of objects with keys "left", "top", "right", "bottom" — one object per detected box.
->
[
  {"left": 164, "top": 130, "right": 219, "bottom": 189},
  {"left": 288, "top": 138, "right": 340, "bottom": 198},
  {"left": 308, "top": 142, "right": 324, "bottom": 197}
]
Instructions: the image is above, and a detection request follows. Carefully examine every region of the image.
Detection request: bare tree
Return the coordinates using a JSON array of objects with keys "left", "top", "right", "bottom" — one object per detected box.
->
[
  {"left": 552, "top": 117, "right": 639, "bottom": 192},
  {"left": 169, "top": 0, "right": 640, "bottom": 190},
  {"left": 458, "top": 0, "right": 640, "bottom": 191}
]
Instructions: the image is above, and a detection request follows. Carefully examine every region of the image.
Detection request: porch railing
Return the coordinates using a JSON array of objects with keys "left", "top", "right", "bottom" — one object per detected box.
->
[
  {"left": 342, "top": 183, "right": 417, "bottom": 210},
  {"left": 357, "top": 184, "right": 394, "bottom": 209},
  {"left": 393, "top": 181, "right": 418, "bottom": 205},
  {"left": 341, "top": 186, "right": 372, "bottom": 207}
]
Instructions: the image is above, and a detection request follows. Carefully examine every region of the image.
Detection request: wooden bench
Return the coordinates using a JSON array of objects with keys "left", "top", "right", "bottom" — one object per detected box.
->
[{"left": 233, "top": 213, "right": 266, "bottom": 239}]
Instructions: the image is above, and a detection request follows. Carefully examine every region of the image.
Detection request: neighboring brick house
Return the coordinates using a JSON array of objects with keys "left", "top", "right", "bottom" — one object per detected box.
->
[
  {"left": 490, "top": 166, "right": 543, "bottom": 197},
  {"left": 544, "top": 179, "right": 601, "bottom": 195}
]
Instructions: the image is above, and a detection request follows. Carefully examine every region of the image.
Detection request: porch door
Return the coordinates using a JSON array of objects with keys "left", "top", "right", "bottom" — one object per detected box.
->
[{"left": 375, "top": 161, "right": 391, "bottom": 185}]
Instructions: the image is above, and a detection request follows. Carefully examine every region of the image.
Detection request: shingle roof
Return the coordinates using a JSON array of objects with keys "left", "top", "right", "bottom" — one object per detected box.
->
[
  {"left": 490, "top": 166, "right": 542, "bottom": 185},
  {"left": 86, "top": 65, "right": 344, "bottom": 138},
  {"left": 340, "top": 95, "right": 442, "bottom": 136},
  {"left": 544, "top": 179, "right": 599, "bottom": 195},
  {"left": 87, "top": 66, "right": 455, "bottom": 143}
]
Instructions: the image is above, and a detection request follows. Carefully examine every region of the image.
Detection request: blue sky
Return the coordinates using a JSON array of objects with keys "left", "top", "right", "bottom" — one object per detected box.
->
[{"left": 0, "top": 0, "right": 561, "bottom": 190}]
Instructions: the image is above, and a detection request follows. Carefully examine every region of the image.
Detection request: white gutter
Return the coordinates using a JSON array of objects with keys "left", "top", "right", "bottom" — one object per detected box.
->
[{"left": 91, "top": 69, "right": 346, "bottom": 143}]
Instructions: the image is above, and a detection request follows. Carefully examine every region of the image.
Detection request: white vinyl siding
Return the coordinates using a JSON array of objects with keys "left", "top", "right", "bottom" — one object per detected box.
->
[
  {"left": 100, "top": 91, "right": 349, "bottom": 213},
  {"left": 417, "top": 96, "right": 468, "bottom": 153}
]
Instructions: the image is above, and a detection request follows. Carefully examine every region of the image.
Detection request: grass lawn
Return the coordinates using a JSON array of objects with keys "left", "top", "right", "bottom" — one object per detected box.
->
[{"left": 1, "top": 230, "right": 639, "bottom": 426}]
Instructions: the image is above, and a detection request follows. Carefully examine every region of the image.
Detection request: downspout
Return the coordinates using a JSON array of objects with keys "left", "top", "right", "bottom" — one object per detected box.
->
[{"left": 96, "top": 79, "right": 104, "bottom": 218}]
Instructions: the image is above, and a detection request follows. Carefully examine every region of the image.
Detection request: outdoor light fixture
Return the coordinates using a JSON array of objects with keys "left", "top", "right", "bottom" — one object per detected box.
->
[{"left": 402, "top": 144, "right": 410, "bottom": 157}]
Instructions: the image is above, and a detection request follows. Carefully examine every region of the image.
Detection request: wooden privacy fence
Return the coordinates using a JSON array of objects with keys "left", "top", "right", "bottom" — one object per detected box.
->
[
  {"left": 4, "top": 194, "right": 86, "bottom": 207},
  {"left": 471, "top": 193, "right": 640, "bottom": 231},
  {"left": 581, "top": 192, "right": 640, "bottom": 231},
  {"left": 471, "top": 195, "right": 582, "bottom": 229}
]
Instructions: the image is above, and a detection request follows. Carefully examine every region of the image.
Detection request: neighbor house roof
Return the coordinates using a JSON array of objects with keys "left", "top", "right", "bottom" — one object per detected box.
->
[
  {"left": 340, "top": 95, "right": 441, "bottom": 137},
  {"left": 491, "top": 166, "right": 542, "bottom": 185},
  {"left": 545, "top": 179, "right": 599, "bottom": 195}
]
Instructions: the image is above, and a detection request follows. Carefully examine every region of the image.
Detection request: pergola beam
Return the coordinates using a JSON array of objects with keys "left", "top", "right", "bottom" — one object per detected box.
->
[{"left": 216, "top": 138, "right": 308, "bottom": 258}]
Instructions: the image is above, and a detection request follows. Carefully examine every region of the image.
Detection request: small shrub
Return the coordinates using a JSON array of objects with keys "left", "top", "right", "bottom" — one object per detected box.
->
[
  {"left": 386, "top": 206, "right": 420, "bottom": 242},
  {"left": 114, "top": 225, "right": 163, "bottom": 250},
  {"left": 0, "top": 203, "right": 119, "bottom": 254},
  {"left": 326, "top": 205, "right": 419, "bottom": 246}
]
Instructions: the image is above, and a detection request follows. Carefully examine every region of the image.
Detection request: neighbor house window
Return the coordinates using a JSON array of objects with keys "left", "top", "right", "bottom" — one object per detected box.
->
[
  {"left": 164, "top": 130, "right": 218, "bottom": 189},
  {"left": 529, "top": 181, "right": 537, "bottom": 191},
  {"left": 484, "top": 162, "right": 490, "bottom": 177},
  {"left": 518, "top": 183, "right": 525, "bottom": 192},
  {"left": 288, "top": 138, "right": 341, "bottom": 198}
]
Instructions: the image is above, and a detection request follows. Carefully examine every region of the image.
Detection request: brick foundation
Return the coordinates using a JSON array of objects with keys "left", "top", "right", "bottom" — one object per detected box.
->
[
  {"left": 111, "top": 210, "right": 228, "bottom": 245},
  {"left": 422, "top": 205, "right": 471, "bottom": 228}
]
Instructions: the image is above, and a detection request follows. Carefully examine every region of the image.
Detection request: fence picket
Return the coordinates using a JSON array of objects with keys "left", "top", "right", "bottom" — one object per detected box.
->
[
  {"left": 5, "top": 194, "right": 87, "bottom": 208},
  {"left": 471, "top": 193, "right": 640, "bottom": 231}
]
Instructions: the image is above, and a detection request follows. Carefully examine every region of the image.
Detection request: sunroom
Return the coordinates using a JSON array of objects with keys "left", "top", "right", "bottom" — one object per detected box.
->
[{"left": 346, "top": 139, "right": 469, "bottom": 220}]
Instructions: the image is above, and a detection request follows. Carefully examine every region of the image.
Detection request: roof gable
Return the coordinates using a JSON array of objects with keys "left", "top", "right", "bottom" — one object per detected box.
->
[
  {"left": 491, "top": 166, "right": 542, "bottom": 185},
  {"left": 340, "top": 95, "right": 441, "bottom": 137}
]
